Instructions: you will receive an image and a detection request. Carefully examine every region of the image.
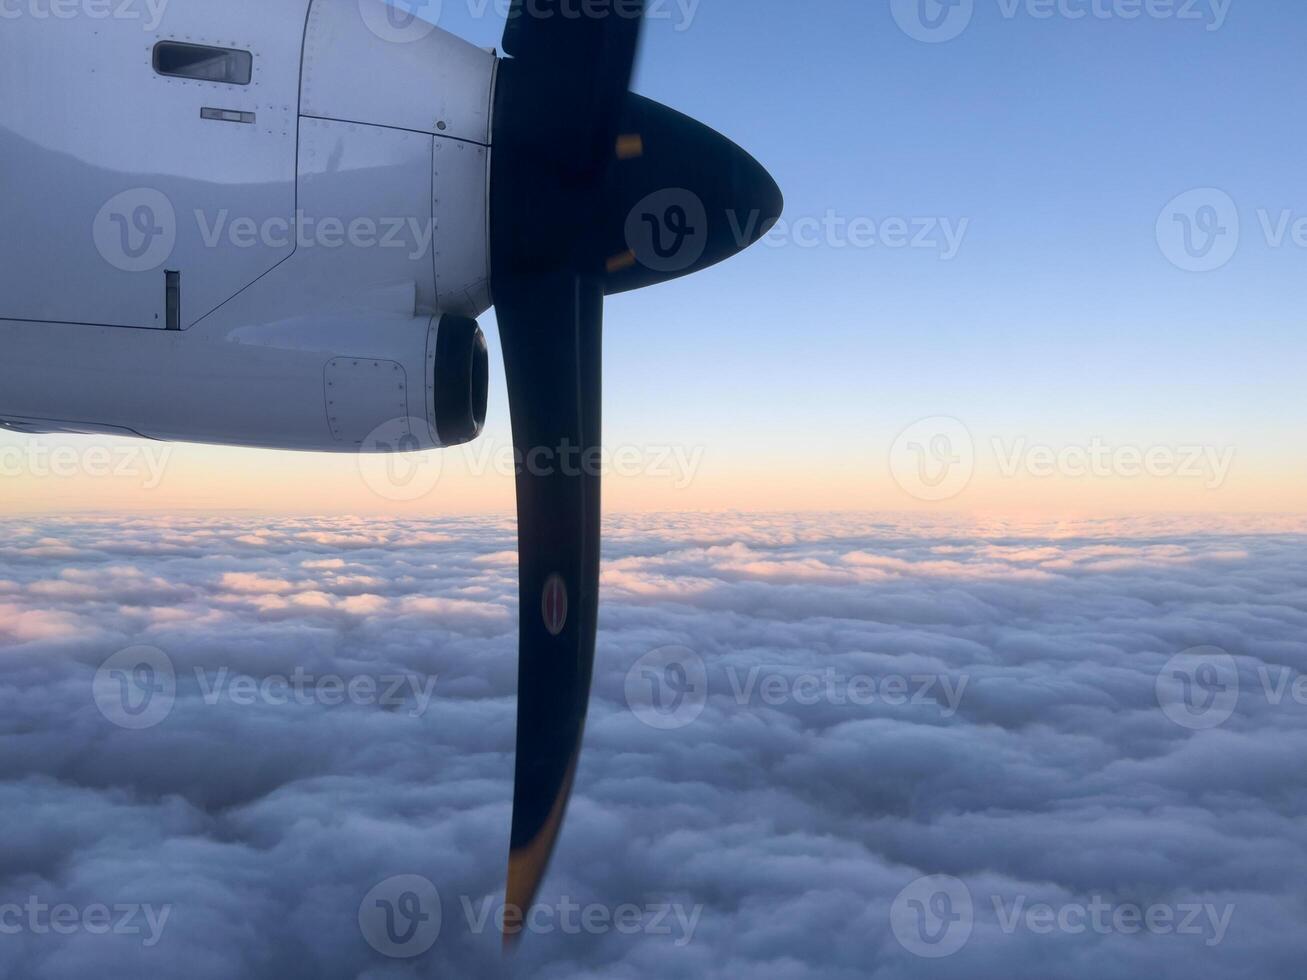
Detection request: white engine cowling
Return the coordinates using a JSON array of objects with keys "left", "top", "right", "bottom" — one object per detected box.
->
[{"left": 0, "top": 0, "right": 495, "bottom": 453}]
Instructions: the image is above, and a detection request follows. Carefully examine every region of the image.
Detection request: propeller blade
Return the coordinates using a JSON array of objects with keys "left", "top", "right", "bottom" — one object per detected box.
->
[
  {"left": 500, "top": 0, "right": 642, "bottom": 114},
  {"left": 486, "top": 0, "right": 779, "bottom": 943},
  {"left": 492, "top": 0, "right": 645, "bottom": 278},
  {"left": 496, "top": 271, "right": 604, "bottom": 943},
  {"left": 489, "top": 2, "right": 640, "bottom": 941}
]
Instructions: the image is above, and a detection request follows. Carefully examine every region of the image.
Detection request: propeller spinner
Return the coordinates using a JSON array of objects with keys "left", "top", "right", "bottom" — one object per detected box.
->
[{"left": 489, "top": 0, "right": 783, "bottom": 937}]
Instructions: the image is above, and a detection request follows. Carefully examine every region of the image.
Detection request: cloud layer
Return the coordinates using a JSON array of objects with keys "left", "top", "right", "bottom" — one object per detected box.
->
[{"left": 1, "top": 513, "right": 1305, "bottom": 979}]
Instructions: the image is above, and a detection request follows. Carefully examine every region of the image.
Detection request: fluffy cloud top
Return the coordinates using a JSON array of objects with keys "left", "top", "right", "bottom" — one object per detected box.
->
[{"left": 0, "top": 514, "right": 1304, "bottom": 979}]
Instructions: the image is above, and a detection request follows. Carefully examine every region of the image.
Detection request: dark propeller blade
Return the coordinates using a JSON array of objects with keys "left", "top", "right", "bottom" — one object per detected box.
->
[
  {"left": 493, "top": 0, "right": 644, "bottom": 280},
  {"left": 488, "top": 0, "right": 782, "bottom": 942},
  {"left": 496, "top": 272, "right": 604, "bottom": 940},
  {"left": 491, "top": 0, "right": 644, "bottom": 941}
]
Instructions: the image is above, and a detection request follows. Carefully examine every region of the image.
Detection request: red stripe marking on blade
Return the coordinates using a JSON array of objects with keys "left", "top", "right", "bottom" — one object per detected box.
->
[{"left": 542, "top": 574, "right": 568, "bottom": 637}]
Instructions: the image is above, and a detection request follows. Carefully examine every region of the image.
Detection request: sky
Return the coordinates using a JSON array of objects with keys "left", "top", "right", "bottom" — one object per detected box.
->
[
  {"left": 3, "top": 0, "right": 1305, "bottom": 515},
  {"left": 2, "top": 513, "right": 1306, "bottom": 978}
]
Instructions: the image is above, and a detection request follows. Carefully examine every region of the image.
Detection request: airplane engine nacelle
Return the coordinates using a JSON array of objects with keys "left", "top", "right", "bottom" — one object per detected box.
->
[
  {"left": 0, "top": 0, "right": 496, "bottom": 455},
  {"left": 0, "top": 313, "right": 488, "bottom": 454}
]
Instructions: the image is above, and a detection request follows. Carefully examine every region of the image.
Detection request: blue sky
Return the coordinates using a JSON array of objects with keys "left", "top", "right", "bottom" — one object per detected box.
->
[{"left": 448, "top": 0, "right": 1307, "bottom": 508}]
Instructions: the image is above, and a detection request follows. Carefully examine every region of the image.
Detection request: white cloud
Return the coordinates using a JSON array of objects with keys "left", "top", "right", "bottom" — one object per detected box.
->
[{"left": 0, "top": 514, "right": 1304, "bottom": 978}]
